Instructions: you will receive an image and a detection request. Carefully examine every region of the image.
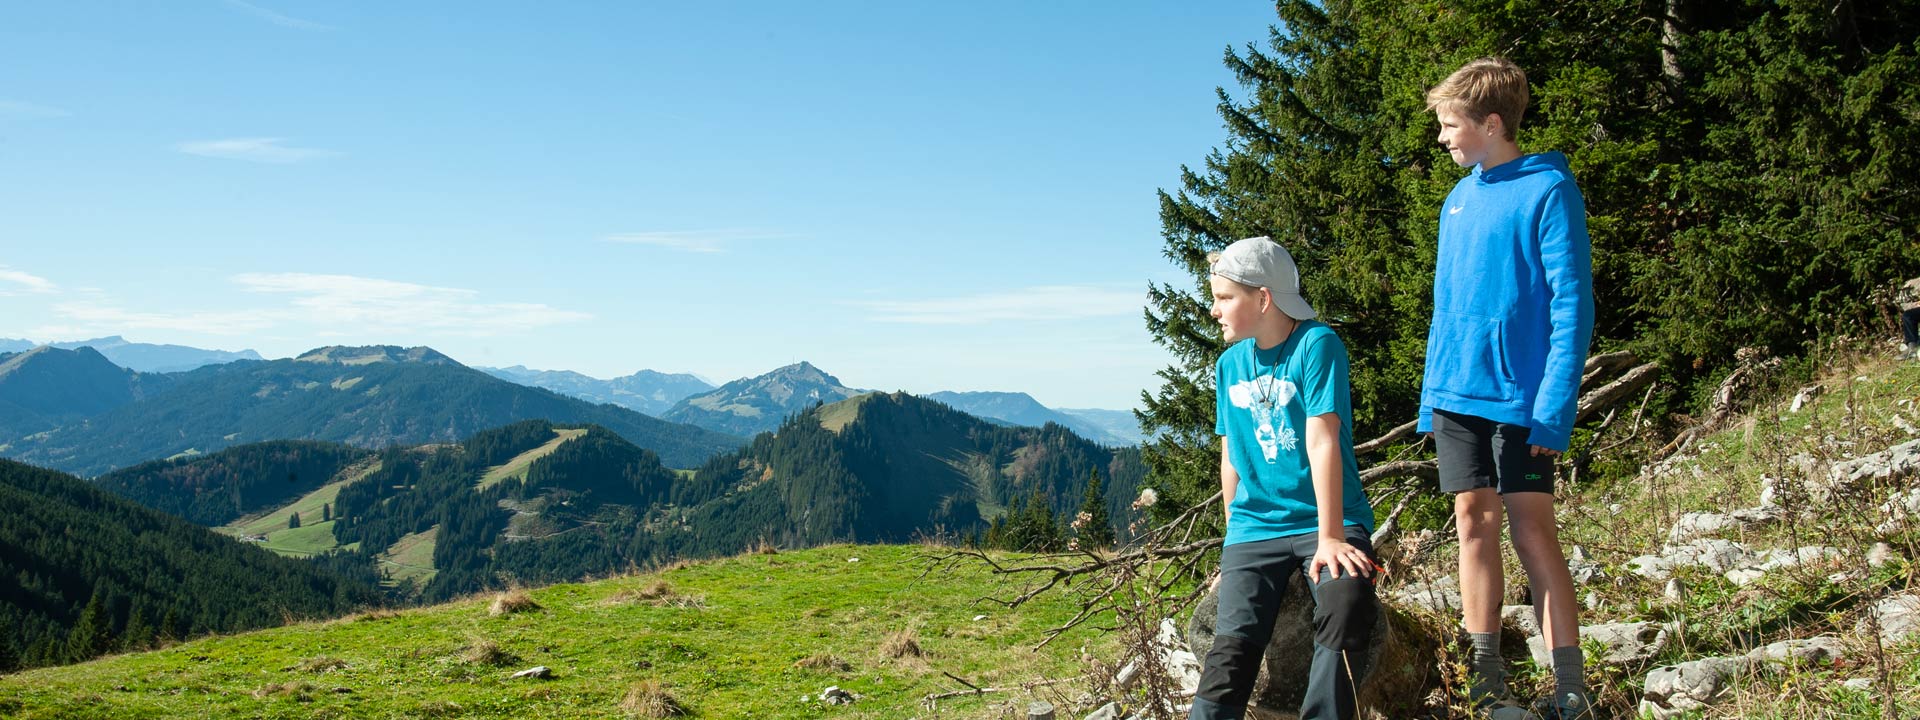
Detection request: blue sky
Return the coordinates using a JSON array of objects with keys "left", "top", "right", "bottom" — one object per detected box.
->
[{"left": 0, "top": 2, "right": 1276, "bottom": 410}]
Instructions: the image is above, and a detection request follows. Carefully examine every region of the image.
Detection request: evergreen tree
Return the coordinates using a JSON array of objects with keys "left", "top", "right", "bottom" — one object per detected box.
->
[
  {"left": 1139, "top": 0, "right": 1919, "bottom": 524},
  {"left": 323, "top": 503, "right": 332, "bottom": 522},
  {"left": 288, "top": 511, "right": 302, "bottom": 529},
  {"left": 1074, "top": 469, "right": 1115, "bottom": 550},
  {"left": 65, "top": 587, "right": 113, "bottom": 662},
  {"left": 0, "top": 625, "right": 19, "bottom": 673}
]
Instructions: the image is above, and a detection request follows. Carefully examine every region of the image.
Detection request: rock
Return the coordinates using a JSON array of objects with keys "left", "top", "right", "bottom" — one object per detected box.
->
[
  {"left": 1627, "top": 554, "right": 1674, "bottom": 581},
  {"left": 973, "top": 614, "right": 988, "bottom": 621},
  {"left": 1866, "top": 542, "right": 1894, "bottom": 568},
  {"left": 1725, "top": 568, "right": 1765, "bottom": 586},
  {"left": 1663, "top": 538, "right": 1755, "bottom": 573},
  {"left": 1854, "top": 593, "right": 1920, "bottom": 645},
  {"left": 1843, "top": 678, "right": 1874, "bottom": 692},
  {"left": 1875, "top": 488, "right": 1920, "bottom": 535},
  {"left": 1789, "top": 384, "right": 1822, "bottom": 413},
  {"left": 1083, "top": 702, "right": 1121, "bottom": 720},
  {"left": 1501, "top": 605, "right": 1540, "bottom": 639},
  {"left": 1667, "top": 512, "right": 1738, "bottom": 544},
  {"left": 1529, "top": 622, "right": 1666, "bottom": 667},
  {"left": 1189, "top": 574, "right": 1438, "bottom": 717},
  {"left": 1639, "top": 656, "right": 1754, "bottom": 719},
  {"left": 1390, "top": 575, "right": 1461, "bottom": 615},
  {"left": 1756, "top": 546, "right": 1843, "bottom": 571},
  {"left": 1028, "top": 700, "right": 1056, "bottom": 719},
  {"left": 1819, "top": 439, "right": 1920, "bottom": 501},
  {"left": 509, "top": 666, "right": 552, "bottom": 679},
  {"left": 821, "top": 685, "right": 855, "bottom": 705},
  {"left": 1663, "top": 578, "right": 1685, "bottom": 603},
  {"left": 1749, "top": 635, "right": 1845, "bottom": 665},
  {"left": 1728, "top": 506, "right": 1782, "bottom": 525},
  {"left": 1158, "top": 618, "right": 1202, "bottom": 694}
]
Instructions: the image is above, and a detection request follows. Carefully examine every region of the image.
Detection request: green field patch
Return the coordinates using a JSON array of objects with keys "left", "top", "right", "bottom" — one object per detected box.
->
[
  {"left": 378, "top": 525, "right": 439, "bottom": 588},
  {"left": 476, "top": 428, "right": 588, "bottom": 491},
  {"left": 218, "top": 459, "right": 383, "bottom": 553},
  {"left": 815, "top": 392, "right": 874, "bottom": 433},
  {"left": 0, "top": 544, "right": 1124, "bottom": 718}
]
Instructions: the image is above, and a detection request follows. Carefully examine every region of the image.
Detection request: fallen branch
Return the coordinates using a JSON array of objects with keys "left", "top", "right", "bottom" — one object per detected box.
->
[
  {"left": 1576, "top": 361, "right": 1661, "bottom": 423},
  {"left": 1360, "top": 459, "right": 1438, "bottom": 483},
  {"left": 1354, "top": 420, "right": 1419, "bottom": 456}
]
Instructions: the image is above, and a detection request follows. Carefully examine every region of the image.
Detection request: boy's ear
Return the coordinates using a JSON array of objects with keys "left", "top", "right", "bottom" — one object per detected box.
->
[{"left": 1484, "top": 112, "right": 1505, "bottom": 137}]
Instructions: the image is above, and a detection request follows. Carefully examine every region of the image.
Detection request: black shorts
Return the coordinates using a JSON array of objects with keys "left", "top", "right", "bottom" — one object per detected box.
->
[{"left": 1433, "top": 409, "right": 1556, "bottom": 495}]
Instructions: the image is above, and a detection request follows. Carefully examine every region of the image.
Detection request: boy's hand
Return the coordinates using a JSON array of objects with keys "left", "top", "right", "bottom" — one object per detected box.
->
[
  {"left": 1310, "top": 539, "right": 1375, "bottom": 583},
  {"left": 1530, "top": 445, "right": 1560, "bottom": 457}
]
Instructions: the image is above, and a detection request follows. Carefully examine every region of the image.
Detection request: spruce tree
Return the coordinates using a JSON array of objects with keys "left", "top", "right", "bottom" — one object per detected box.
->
[
  {"left": 1075, "top": 470, "right": 1115, "bottom": 550},
  {"left": 64, "top": 587, "right": 113, "bottom": 662},
  {"left": 288, "top": 511, "right": 301, "bottom": 530}
]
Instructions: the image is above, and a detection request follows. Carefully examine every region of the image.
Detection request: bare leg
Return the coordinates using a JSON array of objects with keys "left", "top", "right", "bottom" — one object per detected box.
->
[
  {"left": 1455, "top": 488, "right": 1505, "bottom": 634},
  {"left": 1504, "top": 492, "right": 1579, "bottom": 649}
]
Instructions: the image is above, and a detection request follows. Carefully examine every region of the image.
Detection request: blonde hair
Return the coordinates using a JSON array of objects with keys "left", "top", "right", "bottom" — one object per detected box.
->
[{"left": 1425, "top": 57, "right": 1529, "bottom": 141}]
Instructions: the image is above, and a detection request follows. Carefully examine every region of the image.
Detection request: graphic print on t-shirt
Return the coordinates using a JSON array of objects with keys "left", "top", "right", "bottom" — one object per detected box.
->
[{"left": 1227, "top": 375, "right": 1297, "bottom": 462}]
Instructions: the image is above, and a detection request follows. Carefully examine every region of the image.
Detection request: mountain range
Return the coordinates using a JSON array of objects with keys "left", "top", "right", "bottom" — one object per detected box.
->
[
  {"left": 661, "top": 361, "right": 865, "bottom": 437},
  {"left": 923, "top": 390, "right": 1144, "bottom": 446},
  {"left": 0, "top": 345, "right": 741, "bottom": 476},
  {"left": 0, "top": 336, "right": 262, "bottom": 373},
  {"left": 477, "top": 365, "right": 713, "bottom": 416},
  {"left": 91, "top": 391, "right": 1142, "bottom": 604}
]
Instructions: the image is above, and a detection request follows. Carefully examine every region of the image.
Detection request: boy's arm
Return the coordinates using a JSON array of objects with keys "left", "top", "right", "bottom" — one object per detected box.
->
[
  {"left": 1306, "top": 413, "right": 1372, "bottom": 580},
  {"left": 1218, "top": 438, "right": 1236, "bottom": 526},
  {"left": 1529, "top": 182, "right": 1596, "bottom": 453}
]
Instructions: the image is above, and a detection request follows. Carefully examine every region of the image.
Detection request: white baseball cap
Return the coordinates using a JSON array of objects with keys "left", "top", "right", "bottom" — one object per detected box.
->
[{"left": 1210, "top": 236, "right": 1318, "bottom": 320}]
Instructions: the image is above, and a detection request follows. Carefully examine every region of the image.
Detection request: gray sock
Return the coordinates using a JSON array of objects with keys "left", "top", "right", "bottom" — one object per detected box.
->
[
  {"left": 1551, "top": 645, "right": 1587, "bottom": 698},
  {"left": 1469, "top": 631, "right": 1507, "bottom": 701}
]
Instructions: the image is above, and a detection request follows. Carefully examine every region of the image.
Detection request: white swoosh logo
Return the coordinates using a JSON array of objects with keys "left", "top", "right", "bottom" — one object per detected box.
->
[{"left": 1448, "top": 204, "right": 1464, "bottom": 215}]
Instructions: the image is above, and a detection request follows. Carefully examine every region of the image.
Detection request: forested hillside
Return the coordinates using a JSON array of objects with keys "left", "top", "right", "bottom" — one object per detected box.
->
[
  {"left": 0, "top": 460, "right": 381, "bottom": 672},
  {"left": 94, "top": 441, "right": 373, "bottom": 526}
]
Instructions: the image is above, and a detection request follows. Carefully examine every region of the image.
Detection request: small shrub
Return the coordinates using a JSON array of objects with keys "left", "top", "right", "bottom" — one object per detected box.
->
[
  {"left": 490, "top": 589, "right": 542, "bottom": 616},
  {"left": 353, "top": 608, "right": 400, "bottom": 622},
  {"left": 619, "top": 679, "right": 685, "bottom": 718}
]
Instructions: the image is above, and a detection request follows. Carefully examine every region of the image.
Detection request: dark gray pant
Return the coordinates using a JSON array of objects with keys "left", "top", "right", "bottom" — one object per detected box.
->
[{"left": 1189, "top": 527, "right": 1379, "bottom": 720}]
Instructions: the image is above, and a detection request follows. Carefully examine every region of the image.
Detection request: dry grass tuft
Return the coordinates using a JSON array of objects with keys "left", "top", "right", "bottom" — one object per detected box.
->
[
  {"left": 489, "top": 589, "right": 542, "bottom": 616},
  {"left": 252, "top": 681, "right": 314, "bottom": 700},
  {"left": 294, "top": 656, "right": 348, "bottom": 674},
  {"left": 793, "top": 652, "right": 852, "bottom": 672},
  {"left": 619, "top": 679, "right": 685, "bottom": 718},
  {"left": 460, "top": 639, "right": 518, "bottom": 667},
  {"left": 605, "top": 580, "right": 706, "bottom": 609},
  {"left": 881, "top": 628, "right": 924, "bottom": 659},
  {"left": 353, "top": 608, "right": 401, "bottom": 622},
  {"left": 752, "top": 537, "right": 780, "bottom": 555}
]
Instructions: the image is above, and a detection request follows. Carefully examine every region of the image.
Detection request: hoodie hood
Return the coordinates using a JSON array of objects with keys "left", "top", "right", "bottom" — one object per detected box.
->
[{"left": 1477, "top": 150, "right": 1572, "bottom": 184}]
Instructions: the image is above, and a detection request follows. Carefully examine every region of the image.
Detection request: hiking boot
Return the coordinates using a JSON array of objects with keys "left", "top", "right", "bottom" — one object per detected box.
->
[
  {"left": 1478, "top": 697, "right": 1542, "bottom": 720},
  {"left": 1530, "top": 691, "right": 1594, "bottom": 720}
]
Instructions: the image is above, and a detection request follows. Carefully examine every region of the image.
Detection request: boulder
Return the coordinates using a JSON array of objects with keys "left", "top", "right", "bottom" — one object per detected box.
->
[
  {"left": 1667, "top": 512, "right": 1738, "bottom": 544},
  {"left": 509, "top": 666, "right": 551, "bottom": 680},
  {"left": 1188, "top": 576, "right": 1441, "bottom": 718},
  {"left": 1749, "top": 635, "right": 1845, "bottom": 665},
  {"left": 1527, "top": 622, "right": 1666, "bottom": 667},
  {"left": 1389, "top": 575, "right": 1460, "bottom": 615}
]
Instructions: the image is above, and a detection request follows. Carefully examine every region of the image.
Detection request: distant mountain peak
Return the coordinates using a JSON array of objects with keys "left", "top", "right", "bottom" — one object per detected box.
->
[{"left": 295, "top": 345, "right": 459, "bottom": 366}]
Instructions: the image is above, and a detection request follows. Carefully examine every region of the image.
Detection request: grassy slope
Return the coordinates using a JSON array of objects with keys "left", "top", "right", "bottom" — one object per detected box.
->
[
  {"left": 0, "top": 544, "right": 1116, "bottom": 719},
  {"left": 378, "top": 526, "right": 441, "bottom": 588},
  {"left": 1391, "top": 348, "right": 1920, "bottom": 716},
  {"left": 476, "top": 428, "right": 588, "bottom": 491},
  {"left": 216, "top": 459, "right": 383, "bottom": 555}
]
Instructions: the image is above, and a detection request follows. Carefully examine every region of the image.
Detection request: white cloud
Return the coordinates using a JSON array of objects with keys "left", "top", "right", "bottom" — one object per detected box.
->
[
  {"left": 601, "top": 229, "right": 789, "bottom": 254},
  {"left": 0, "top": 266, "right": 58, "bottom": 295},
  {"left": 234, "top": 272, "right": 592, "bottom": 335},
  {"left": 0, "top": 100, "right": 72, "bottom": 118},
  {"left": 222, "top": 0, "right": 335, "bottom": 31},
  {"left": 39, "top": 302, "right": 282, "bottom": 336},
  {"left": 176, "top": 137, "right": 339, "bottom": 163},
  {"left": 857, "top": 285, "right": 1145, "bottom": 325}
]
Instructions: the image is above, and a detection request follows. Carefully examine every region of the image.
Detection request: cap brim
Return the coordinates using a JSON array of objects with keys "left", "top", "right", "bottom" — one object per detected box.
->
[{"left": 1273, "top": 293, "right": 1317, "bottom": 320}]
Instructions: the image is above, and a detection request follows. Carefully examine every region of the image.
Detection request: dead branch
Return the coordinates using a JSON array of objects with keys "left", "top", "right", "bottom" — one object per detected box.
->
[
  {"left": 1581, "top": 350, "right": 1639, "bottom": 387},
  {"left": 1360, "top": 459, "right": 1438, "bottom": 483},
  {"left": 1354, "top": 420, "right": 1419, "bottom": 456},
  {"left": 1576, "top": 361, "right": 1661, "bottom": 423}
]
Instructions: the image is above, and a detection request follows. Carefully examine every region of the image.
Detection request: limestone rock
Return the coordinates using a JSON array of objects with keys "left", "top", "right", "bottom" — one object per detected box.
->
[
  {"left": 1389, "top": 575, "right": 1461, "bottom": 615},
  {"left": 1663, "top": 538, "right": 1755, "bottom": 573},
  {"left": 1749, "top": 635, "right": 1845, "bottom": 665},
  {"left": 1854, "top": 593, "right": 1920, "bottom": 646},
  {"left": 509, "top": 666, "right": 552, "bottom": 679},
  {"left": 1528, "top": 622, "right": 1666, "bottom": 667},
  {"left": 1639, "top": 656, "right": 1754, "bottom": 719},
  {"left": 1667, "top": 512, "right": 1738, "bottom": 544},
  {"left": 1627, "top": 554, "right": 1674, "bottom": 581}
]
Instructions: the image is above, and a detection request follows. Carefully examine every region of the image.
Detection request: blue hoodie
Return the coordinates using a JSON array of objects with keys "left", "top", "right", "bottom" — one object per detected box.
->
[{"left": 1418, "top": 151, "right": 1594, "bottom": 452}]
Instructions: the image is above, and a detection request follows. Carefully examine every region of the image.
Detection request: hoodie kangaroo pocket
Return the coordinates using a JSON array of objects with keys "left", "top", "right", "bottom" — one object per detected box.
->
[{"left": 1429, "top": 311, "right": 1518, "bottom": 403}]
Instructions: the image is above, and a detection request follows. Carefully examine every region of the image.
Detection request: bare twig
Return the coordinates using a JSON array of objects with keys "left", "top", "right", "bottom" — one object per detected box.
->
[{"left": 1354, "top": 420, "right": 1419, "bottom": 456}]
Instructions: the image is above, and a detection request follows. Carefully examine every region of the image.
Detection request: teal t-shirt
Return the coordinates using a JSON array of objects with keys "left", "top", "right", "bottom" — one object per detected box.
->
[{"left": 1214, "top": 321, "right": 1375, "bottom": 546}]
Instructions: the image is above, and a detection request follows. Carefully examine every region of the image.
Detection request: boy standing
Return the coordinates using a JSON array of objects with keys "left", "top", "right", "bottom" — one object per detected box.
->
[
  {"left": 1192, "top": 237, "right": 1379, "bottom": 720},
  {"left": 1419, "top": 58, "right": 1595, "bottom": 720}
]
